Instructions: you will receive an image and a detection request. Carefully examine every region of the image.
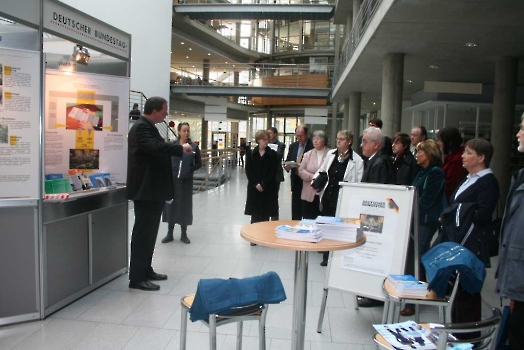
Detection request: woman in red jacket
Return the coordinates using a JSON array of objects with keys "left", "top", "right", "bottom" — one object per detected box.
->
[{"left": 437, "top": 127, "right": 467, "bottom": 204}]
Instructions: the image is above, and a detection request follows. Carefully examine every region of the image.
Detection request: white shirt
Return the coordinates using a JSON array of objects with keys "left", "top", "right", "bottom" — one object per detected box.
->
[
  {"left": 454, "top": 168, "right": 492, "bottom": 200},
  {"left": 315, "top": 148, "right": 325, "bottom": 165}
]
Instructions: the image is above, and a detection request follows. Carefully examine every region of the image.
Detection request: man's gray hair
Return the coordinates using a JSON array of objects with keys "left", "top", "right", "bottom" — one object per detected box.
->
[
  {"left": 312, "top": 130, "right": 328, "bottom": 145},
  {"left": 363, "top": 127, "right": 385, "bottom": 148}
]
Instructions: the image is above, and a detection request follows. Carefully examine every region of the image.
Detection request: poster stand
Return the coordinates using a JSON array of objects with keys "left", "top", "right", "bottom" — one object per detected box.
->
[
  {"left": 316, "top": 182, "right": 418, "bottom": 332},
  {"left": 0, "top": 0, "right": 132, "bottom": 326}
]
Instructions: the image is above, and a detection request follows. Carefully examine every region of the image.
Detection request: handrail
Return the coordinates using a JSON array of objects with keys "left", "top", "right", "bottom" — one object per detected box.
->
[
  {"left": 195, "top": 149, "right": 238, "bottom": 193},
  {"left": 176, "top": 0, "right": 335, "bottom": 5},
  {"left": 171, "top": 62, "right": 335, "bottom": 88},
  {"left": 334, "top": 0, "right": 382, "bottom": 87}
]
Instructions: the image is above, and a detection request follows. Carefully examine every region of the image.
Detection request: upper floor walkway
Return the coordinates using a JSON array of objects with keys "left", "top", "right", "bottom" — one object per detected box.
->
[{"left": 174, "top": 0, "right": 335, "bottom": 20}]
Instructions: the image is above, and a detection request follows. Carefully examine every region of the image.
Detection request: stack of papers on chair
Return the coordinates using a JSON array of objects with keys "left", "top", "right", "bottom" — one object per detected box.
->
[
  {"left": 275, "top": 225, "right": 322, "bottom": 242},
  {"left": 387, "top": 274, "right": 428, "bottom": 297},
  {"left": 313, "top": 216, "right": 363, "bottom": 242}
]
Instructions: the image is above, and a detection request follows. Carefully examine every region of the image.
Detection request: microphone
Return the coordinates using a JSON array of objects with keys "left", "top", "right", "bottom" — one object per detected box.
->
[{"left": 163, "top": 120, "right": 177, "bottom": 138}]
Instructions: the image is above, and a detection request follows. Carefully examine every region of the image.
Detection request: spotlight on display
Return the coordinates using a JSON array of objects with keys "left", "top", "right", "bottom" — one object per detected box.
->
[{"left": 72, "top": 45, "right": 90, "bottom": 65}]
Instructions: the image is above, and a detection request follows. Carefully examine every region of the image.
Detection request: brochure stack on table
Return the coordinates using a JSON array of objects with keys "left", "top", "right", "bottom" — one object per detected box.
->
[
  {"left": 275, "top": 224, "right": 323, "bottom": 243},
  {"left": 314, "top": 216, "right": 363, "bottom": 243},
  {"left": 387, "top": 274, "right": 429, "bottom": 297}
]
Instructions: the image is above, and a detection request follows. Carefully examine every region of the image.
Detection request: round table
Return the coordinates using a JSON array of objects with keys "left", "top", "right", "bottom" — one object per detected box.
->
[{"left": 241, "top": 220, "right": 366, "bottom": 350}]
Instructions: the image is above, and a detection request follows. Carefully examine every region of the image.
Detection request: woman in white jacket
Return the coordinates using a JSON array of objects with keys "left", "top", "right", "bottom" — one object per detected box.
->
[
  {"left": 298, "top": 130, "right": 329, "bottom": 219},
  {"left": 314, "top": 129, "right": 364, "bottom": 266}
]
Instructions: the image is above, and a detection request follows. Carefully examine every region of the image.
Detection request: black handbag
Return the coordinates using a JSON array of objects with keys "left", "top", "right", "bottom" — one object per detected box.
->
[{"left": 311, "top": 172, "right": 328, "bottom": 191}]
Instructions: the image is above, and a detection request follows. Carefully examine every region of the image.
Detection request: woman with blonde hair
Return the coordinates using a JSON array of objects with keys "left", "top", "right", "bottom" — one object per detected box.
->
[
  {"left": 298, "top": 130, "right": 329, "bottom": 219},
  {"left": 244, "top": 130, "right": 279, "bottom": 245},
  {"left": 314, "top": 129, "right": 364, "bottom": 266},
  {"left": 401, "top": 139, "right": 445, "bottom": 316}
]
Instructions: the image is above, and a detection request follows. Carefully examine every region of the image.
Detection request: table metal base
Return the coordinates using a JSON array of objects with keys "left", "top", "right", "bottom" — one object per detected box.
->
[{"left": 291, "top": 250, "right": 309, "bottom": 350}]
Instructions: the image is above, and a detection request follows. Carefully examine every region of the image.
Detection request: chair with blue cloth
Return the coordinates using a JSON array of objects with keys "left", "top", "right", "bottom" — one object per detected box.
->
[{"left": 180, "top": 271, "right": 287, "bottom": 350}]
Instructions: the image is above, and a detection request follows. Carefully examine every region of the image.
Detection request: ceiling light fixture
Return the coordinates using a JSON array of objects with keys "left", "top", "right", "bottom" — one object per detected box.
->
[
  {"left": 181, "top": 42, "right": 185, "bottom": 45},
  {"left": 207, "top": 53, "right": 211, "bottom": 56},
  {"left": 465, "top": 42, "right": 478, "bottom": 47},
  {"left": 406, "top": 79, "right": 413, "bottom": 83},
  {"left": 225, "top": 61, "right": 228, "bottom": 64},
  {"left": 189, "top": 48, "right": 192, "bottom": 50},
  {"left": 429, "top": 65, "right": 440, "bottom": 69},
  {"left": 373, "top": 102, "right": 376, "bottom": 105},
  {"left": 72, "top": 45, "right": 90, "bottom": 65},
  {"left": 186, "top": 56, "right": 189, "bottom": 59}
]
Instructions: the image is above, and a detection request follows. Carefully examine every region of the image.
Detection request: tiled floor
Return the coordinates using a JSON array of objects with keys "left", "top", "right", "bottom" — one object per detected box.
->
[{"left": 0, "top": 167, "right": 502, "bottom": 350}]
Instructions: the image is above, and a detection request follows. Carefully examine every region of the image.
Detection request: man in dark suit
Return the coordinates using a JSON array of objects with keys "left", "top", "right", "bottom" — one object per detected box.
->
[
  {"left": 268, "top": 127, "right": 286, "bottom": 221},
  {"left": 357, "top": 126, "right": 392, "bottom": 307},
  {"left": 357, "top": 118, "right": 393, "bottom": 164},
  {"left": 360, "top": 127, "right": 392, "bottom": 184},
  {"left": 127, "top": 96, "right": 192, "bottom": 291},
  {"left": 284, "top": 125, "right": 313, "bottom": 220}
]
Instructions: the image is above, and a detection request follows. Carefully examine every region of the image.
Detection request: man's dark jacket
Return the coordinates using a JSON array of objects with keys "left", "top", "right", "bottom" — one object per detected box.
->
[
  {"left": 285, "top": 138, "right": 313, "bottom": 190},
  {"left": 127, "top": 116, "right": 183, "bottom": 201},
  {"left": 361, "top": 149, "right": 392, "bottom": 184}
]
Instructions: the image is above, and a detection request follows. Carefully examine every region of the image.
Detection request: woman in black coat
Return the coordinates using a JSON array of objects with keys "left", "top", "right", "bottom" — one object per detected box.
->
[
  {"left": 444, "top": 139, "right": 499, "bottom": 338},
  {"left": 161, "top": 122, "right": 202, "bottom": 244},
  {"left": 244, "top": 130, "right": 279, "bottom": 242},
  {"left": 389, "top": 132, "right": 419, "bottom": 185}
]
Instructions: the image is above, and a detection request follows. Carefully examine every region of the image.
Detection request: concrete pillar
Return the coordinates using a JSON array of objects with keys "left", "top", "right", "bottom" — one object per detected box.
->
[
  {"left": 266, "top": 111, "right": 272, "bottom": 130},
  {"left": 331, "top": 102, "right": 338, "bottom": 149},
  {"left": 353, "top": 0, "right": 362, "bottom": 24},
  {"left": 381, "top": 53, "right": 404, "bottom": 137},
  {"left": 234, "top": 71, "right": 239, "bottom": 86},
  {"left": 201, "top": 119, "right": 209, "bottom": 150},
  {"left": 349, "top": 92, "right": 362, "bottom": 151},
  {"left": 347, "top": 13, "right": 353, "bottom": 33},
  {"left": 203, "top": 59, "right": 210, "bottom": 85},
  {"left": 343, "top": 98, "right": 350, "bottom": 130},
  {"left": 491, "top": 57, "right": 518, "bottom": 205},
  {"left": 236, "top": 22, "right": 241, "bottom": 44}
]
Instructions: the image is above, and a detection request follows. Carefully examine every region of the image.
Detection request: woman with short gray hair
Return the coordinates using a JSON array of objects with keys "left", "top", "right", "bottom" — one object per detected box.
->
[{"left": 298, "top": 130, "right": 329, "bottom": 220}]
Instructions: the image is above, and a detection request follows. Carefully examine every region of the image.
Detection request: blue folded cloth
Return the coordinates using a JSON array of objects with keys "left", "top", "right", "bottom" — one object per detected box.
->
[
  {"left": 190, "top": 271, "right": 287, "bottom": 322},
  {"left": 422, "top": 242, "right": 486, "bottom": 297}
]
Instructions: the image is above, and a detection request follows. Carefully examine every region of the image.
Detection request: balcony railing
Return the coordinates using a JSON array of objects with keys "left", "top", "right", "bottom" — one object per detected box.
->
[
  {"left": 334, "top": 0, "right": 382, "bottom": 88},
  {"left": 176, "top": 0, "right": 335, "bottom": 4},
  {"left": 171, "top": 62, "right": 335, "bottom": 88}
]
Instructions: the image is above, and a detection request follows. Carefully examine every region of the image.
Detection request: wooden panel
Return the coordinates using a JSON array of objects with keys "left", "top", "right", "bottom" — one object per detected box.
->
[{"left": 250, "top": 74, "right": 328, "bottom": 106}]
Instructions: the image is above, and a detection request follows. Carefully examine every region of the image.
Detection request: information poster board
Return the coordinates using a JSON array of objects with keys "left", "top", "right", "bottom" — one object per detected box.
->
[
  {"left": 0, "top": 48, "right": 41, "bottom": 199},
  {"left": 325, "top": 183, "right": 415, "bottom": 301},
  {"left": 44, "top": 70, "right": 129, "bottom": 183}
]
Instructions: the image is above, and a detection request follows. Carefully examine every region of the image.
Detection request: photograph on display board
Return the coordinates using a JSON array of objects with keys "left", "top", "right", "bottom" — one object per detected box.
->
[
  {"left": 0, "top": 87, "right": 3, "bottom": 106},
  {"left": 0, "top": 124, "right": 7, "bottom": 143},
  {"left": 69, "top": 149, "right": 100, "bottom": 169},
  {"left": 0, "top": 64, "right": 3, "bottom": 85},
  {"left": 66, "top": 103, "right": 103, "bottom": 131},
  {"left": 360, "top": 214, "right": 384, "bottom": 234}
]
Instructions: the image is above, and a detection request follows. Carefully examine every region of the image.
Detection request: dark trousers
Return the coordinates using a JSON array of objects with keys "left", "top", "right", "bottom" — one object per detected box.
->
[
  {"left": 321, "top": 202, "right": 337, "bottom": 263},
  {"left": 510, "top": 300, "right": 524, "bottom": 350},
  {"left": 251, "top": 214, "right": 269, "bottom": 224},
  {"left": 405, "top": 222, "right": 440, "bottom": 281},
  {"left": 270, "top": 182, "right": 281, "bottom": 221},
  {"left": 291, "top": 182, "right": 303, "bottom": 220},
  {"left": 451, "top": 287, "right": 481, "bottom": 340},
  {"left": 302, "top": 196, "right": 320, "bottom": 220},
  {"left": 129, "top": 200, "right": 165, "bottom": 282}
]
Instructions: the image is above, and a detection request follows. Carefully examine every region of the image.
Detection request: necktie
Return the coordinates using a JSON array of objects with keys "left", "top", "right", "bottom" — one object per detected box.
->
[{"left": 297, "top": 145, "right": 305, "bottom": 164}]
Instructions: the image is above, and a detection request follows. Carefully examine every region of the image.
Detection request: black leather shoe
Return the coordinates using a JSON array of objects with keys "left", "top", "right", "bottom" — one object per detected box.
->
[
  {"left": 357, "top": 296, "right": 384, "bottom": 308},
  {"left": 129, "top": 280, "right": 160, "bottom": 291},
  {"left": 320, "top": 260, "right": 328, "bottom": 267},
  {"left": 147, "top": 271, "right": 167, "bottom": 281}
]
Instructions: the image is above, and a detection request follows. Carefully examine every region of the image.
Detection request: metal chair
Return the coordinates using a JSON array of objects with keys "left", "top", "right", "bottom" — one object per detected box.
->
[
  {"left": 381, "top": 273, "right": 461, "bottom": 324},
  {"left": 373, "top": 307, "right": 502, "bottom": 350},
  {"left": 180, "top": 294, "right": 269, "bottom": 350}
]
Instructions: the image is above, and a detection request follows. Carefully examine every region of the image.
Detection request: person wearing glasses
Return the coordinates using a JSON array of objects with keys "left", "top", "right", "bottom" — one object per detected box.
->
[
  {"left": 357, "top": 118, "right": 392, "bottom": 163},
  {"left": 314, "top": 130, "right": 364, "bottom": 266},
  {"left": 360, "top": 127, "right": 392, "bottom": 184}
]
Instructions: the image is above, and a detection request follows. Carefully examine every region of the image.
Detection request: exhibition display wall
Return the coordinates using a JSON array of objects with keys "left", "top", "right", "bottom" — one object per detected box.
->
[{"left": 0, "top": 0, "right": 131, "bottom": 325}]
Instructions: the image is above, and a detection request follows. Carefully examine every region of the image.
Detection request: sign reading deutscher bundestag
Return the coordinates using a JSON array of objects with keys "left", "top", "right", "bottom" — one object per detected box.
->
[{"left": 43, "top": 0, "right": 131, "bottom": 60}]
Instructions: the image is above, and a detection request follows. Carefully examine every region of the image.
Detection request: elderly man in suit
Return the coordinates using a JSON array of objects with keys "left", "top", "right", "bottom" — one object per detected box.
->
[
  {"left": 127, "top": 96, "right": 192, "bottom": 291},
  {"left": 284, "top": 125, "right": 313, "bottom": 220}
]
